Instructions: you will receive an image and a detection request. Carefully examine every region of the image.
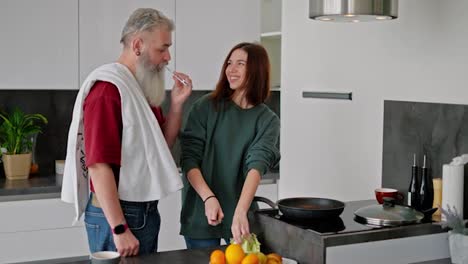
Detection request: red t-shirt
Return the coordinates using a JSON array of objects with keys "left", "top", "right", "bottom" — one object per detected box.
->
[{"left": 83, "top": 81, "right": 166, "bottom": 192}]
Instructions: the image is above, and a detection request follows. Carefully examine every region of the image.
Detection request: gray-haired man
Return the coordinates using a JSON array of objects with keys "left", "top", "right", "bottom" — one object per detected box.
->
[{"left": 62, "top": 8, "right": 192, "bottom": 257}]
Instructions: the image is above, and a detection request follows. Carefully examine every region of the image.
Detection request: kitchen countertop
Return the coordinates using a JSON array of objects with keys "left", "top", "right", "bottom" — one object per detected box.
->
[
  {"left": 250, "top": 200, "right": 448, "bottom": 264},
  {"left": 0, "top": 174, "right": 62, "bottom": 202},
  {"left": 0, "top": 170, "right": 279, "bottom": 202},
  {"left": 410, "top": 259, "right": 451, "bottom": 264},
  {"left": 18, "top": 253, "right": 453, "bottom": 264},
  {"left": 19, "top": 246, "right": 223, "bottom": 264}
]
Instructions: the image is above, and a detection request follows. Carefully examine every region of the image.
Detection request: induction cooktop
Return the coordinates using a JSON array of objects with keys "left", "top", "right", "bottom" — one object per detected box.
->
[{"left": 256, "top": 200, "right": 387, "bottom": 235}]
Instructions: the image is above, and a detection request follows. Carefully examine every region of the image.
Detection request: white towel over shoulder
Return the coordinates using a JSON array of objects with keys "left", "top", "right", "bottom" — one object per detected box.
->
[{"left": 61, "top": 63, "right": 182, "bottom": 223}]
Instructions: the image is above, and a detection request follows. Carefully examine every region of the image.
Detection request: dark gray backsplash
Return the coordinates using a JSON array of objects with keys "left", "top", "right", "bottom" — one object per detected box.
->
[
  {"left": 0, "top": 90, "right": 280, "bottom": 177},
  {"left": 382, "top": 100, "right": 468, "bottom": 217},
  {"left": 0, "top": 90, "right": 78, "bottom": 178}
]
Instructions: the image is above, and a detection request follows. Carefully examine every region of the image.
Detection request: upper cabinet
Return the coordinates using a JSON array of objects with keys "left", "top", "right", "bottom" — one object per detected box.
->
[
  {"left": 79, "top": 0, "right": 175, "bottom": 89},
  {"left": 261, "top": 0, "right": 282, "bottom": 90},
  {"left": 0, "top": 0, "right": 79, "bottom": 90},
  {"left": 175, "top": 0, "right": 260, "bottom": 90},
  {"left": 0, "top": 1, "right": 264, "bottom": 91}
]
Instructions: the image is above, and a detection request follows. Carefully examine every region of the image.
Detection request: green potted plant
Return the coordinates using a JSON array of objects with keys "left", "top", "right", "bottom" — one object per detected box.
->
[
  {"left": 0, "top": 108, "right": 48, "bottom": 180},
  {"left": 441, "top": 206, "right": 468, "bottom": 264}
]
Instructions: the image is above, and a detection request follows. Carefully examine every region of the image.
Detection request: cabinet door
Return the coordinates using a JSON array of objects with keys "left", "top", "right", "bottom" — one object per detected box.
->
[
  {"left": 0, "top": 227, "right": 88, "bottom": 263},
  {"left": 326, "top": 233, "right": 449, "bottom": 264},
  {"left": 0, "top": 0, "right": 79, "bottom": 90},
  {"left": 0, "top": 199, "right": 88, "bottom": 263},
  {"left": 79, "top": 0, "right": 175, "bottom": 89},
  {"left": 158, "top": 190, "right": 186, "bottom": 251},
  {"left": 175, "top": 0, "right": 260, "bottom": 90}
]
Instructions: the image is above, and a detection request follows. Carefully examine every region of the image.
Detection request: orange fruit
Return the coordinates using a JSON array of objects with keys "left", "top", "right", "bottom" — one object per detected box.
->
[
  {"left": 210, "top": 249, "right": 226, "bottom": 264},
  {"left": 266, "top": 259, "right": 280, "bottom": 264},
  {"left": 267, "top": 253, "right": 282, "bottom": 264},
  {"left": 256, "top": 252, "right": 267, "bottom": 264},
  {"left": 225, "top": 244, "right": 245, "bottom": 264},
  {"left": 241, "top": 253, "right": 259, "bottom": 264}
]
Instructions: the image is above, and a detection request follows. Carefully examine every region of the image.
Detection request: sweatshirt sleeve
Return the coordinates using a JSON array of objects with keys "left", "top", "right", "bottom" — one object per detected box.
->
[
  {"left": 180, "top": 98, "right": 207, "bottom": 174},
  {"left": 245, "top": 113, "right": 281, "bottom": 176}
]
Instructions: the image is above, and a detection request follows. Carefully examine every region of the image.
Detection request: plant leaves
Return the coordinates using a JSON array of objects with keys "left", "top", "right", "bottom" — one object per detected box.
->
[{"left": 0, "top": 108, "right": 48, "bottom": 154}]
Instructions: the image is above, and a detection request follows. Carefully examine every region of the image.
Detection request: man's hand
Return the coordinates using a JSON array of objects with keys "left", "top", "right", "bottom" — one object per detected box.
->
[
  {"left": 162, "top": 72, "right": 193, "bottom": 147},
  {"left": 171, "top": 72, "right": 192, "bottom": 107},
  {"left": 113, "top": 229, "right": 140, "bottom": 257}
]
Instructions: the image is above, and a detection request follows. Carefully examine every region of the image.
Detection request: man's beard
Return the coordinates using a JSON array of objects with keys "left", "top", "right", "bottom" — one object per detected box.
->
[{"left": 135, "top": 52, "right": 166, "bottom": 107}]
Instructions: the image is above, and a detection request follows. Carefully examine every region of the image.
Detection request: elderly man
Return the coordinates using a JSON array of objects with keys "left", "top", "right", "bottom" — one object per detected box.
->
[{"left": 62, "top": 8, "right": 192, "bottom": 257}]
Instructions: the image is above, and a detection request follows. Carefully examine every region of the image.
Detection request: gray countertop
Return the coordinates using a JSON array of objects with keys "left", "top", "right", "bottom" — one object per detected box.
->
[
  {"left": 0, "top": 170, "right": 279, "bottom": 202},
  {"left": 17, "top": 247, "right": 223, "bottom": 264},
  {"left": 410, "top": 259, "right": 451, "bottom": 264},
  {"left": 0, "top": 174, "right": 62, "bottom": 202},
  {"left": 250, "top": 200, "right": 448, "bottom": 264}
]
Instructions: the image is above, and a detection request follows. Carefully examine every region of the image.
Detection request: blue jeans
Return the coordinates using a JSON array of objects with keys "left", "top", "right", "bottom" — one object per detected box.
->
[
  {"left": 184, "top": 237, "right": 229, "bottom": 249},
  {"left": 84, "top": 194, "right": 160, "bottom": 254}
]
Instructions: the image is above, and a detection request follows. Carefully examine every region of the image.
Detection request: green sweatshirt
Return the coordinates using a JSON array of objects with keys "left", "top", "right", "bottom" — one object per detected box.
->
[{"left": 179, "top": 94, "right": 280, "bottom": 239}]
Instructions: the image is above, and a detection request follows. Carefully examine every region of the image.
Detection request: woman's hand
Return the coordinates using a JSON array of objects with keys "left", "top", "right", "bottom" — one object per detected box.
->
[
  {"left": 231, "top": 209, "right": 250, "bottom": 244},
  {"left": 205, "top": 197, "right": 224, "bottom": 226}
]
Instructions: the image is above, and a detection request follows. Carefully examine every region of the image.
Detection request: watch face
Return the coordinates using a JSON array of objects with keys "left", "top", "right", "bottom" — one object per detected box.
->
[{"left": 113, "top": 224, "right": 126, "bottom": 235}]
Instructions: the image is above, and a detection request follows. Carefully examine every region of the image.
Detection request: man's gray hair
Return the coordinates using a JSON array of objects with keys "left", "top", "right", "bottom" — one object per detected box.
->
[{"left": 120, "top": 8, "right": 174, "bottom": 46}]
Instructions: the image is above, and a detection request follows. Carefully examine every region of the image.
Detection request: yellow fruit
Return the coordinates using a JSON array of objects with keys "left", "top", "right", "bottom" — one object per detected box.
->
[
  {"left": 241, "top": 253, "right": 259, "bottom": 264},
  {"left": 210, "top": 249, "right": 226, "bottom": 264},
  {"left": 225, "top": 244, "right": 245, "bottom": 264},
  {"left": 256, "top": 252, "right": 267, "bottom": 264},
  {"left": 267, "top": 253, "right": 282, "bottom": 264}
]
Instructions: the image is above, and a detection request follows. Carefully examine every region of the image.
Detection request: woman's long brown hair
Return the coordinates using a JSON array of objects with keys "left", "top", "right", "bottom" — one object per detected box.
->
[{"left": 211, "top": 42, "right": 271, "bottom": 109}]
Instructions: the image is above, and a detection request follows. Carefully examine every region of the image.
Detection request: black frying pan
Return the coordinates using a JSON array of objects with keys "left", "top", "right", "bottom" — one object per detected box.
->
[{"left": 254, "top": 196, "right": 345, "bottom": 220}]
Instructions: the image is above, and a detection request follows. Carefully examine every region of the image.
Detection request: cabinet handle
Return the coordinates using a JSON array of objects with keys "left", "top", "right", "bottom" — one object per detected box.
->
[{"left": 302, "top": 91, "right": 352, "bottom": 100}]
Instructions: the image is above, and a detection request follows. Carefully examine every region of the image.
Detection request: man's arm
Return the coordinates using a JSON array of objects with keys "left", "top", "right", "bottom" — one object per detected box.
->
[
  {"left": 162, "top": 103, "right": 183, "bottom": 148},
  {"left": 89, "top": 163, "right": 139, "bottom": 257},
  {"left": 162, "top": 71, "right": 192, "bottom": 148}
]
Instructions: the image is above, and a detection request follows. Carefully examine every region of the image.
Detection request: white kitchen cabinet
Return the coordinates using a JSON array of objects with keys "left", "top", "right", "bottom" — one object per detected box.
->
[
  {"left": 326, "top": 233, "right": 449, "bottom": 264},
  {"left": 79, "top": 0, "right": 175, "bottom": 89},
  {"left": 175, "top": 0, "right": 260, "bottom": 91},
  {"left": 256, "top": 183, "right": 278, "bottom": 209},
  {"left": 158, "top": 190, "right": 186, "bottom": 251},
  {"left": 261, "top": 0, "right": 282, "bottom": 90},
  {"left": 0, "top": 199, "right": 88, "bottom": 263},
  {"left": 0, "top": 0, "right": 79, "bottom": 90}
]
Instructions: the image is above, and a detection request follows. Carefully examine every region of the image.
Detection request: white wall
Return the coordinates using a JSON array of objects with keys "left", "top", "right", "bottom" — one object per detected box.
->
[{"left": 280, "top": 0, "right": 468, "bottom": 201}]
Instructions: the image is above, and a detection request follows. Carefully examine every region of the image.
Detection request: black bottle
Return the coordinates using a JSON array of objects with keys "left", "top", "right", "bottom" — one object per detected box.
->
[
  {"left": 419, "top": 155, "right": 434, "bottom": 211},
  {"left": 408, "top": 154, "right": 420, "bottom": 209}
]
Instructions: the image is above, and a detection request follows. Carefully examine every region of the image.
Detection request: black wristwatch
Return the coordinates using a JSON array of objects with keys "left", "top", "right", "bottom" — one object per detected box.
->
[{"left": 112, "top": 222, "right": 128, "bottom": 235}]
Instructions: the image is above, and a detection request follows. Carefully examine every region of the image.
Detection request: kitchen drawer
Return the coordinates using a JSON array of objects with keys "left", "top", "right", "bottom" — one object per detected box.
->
[
  {"left": 0, "top": 198, "right": 82, "bottom": 233},
  {"left": 326, "top": 233, "right": 450, "bottom": 264},
  {"left": 0, "top": 226, "right": 88, "bottom": 263}
]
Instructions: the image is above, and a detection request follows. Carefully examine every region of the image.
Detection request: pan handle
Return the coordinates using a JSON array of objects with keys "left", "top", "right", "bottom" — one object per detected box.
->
[{"left": 253, "top": 196, "right": 277, "bottom": 209}]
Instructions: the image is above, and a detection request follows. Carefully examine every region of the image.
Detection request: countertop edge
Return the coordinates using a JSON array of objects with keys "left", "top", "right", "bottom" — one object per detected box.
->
[{"left": 1, "top": 170, "right": 279, "bottom": 202}]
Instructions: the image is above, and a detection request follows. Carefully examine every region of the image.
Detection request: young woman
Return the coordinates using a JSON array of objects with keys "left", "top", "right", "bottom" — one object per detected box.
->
[{"left": 179, "top": 42, "right": 280, "bottom": 249}]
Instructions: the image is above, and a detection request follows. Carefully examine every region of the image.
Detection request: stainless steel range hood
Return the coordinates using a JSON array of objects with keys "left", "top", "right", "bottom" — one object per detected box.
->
[{"left": 309, "top": 0, "right": 398, "bottom": 22}]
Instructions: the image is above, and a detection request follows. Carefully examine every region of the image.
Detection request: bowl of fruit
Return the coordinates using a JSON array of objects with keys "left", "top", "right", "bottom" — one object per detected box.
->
[{"left": 209, "top": 234, "right": 297, "bottom": 264}]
